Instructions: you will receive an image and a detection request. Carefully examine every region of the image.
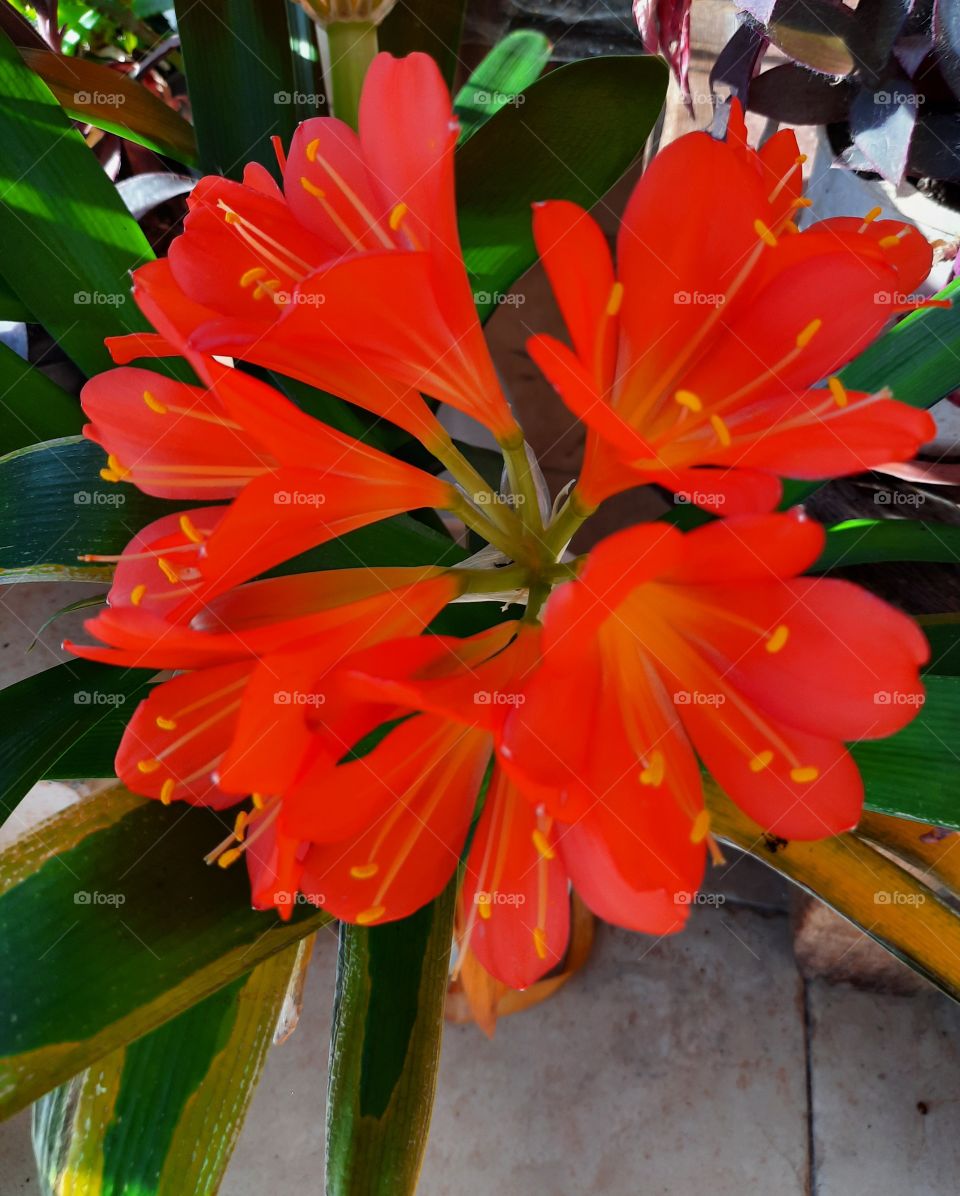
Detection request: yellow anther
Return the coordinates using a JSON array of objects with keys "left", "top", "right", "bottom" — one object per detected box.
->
[
  {"left": 879, "top": 233, "right": 904, "bottom": 248},
  {"left": 674, "top": 389, "right": 702, "bottom": 412},
  {"left": 790, "top": 766, "right": 820, "bottom": 784},
  {"left": 159, "top": 778, "right": 175, "bottom": 805},
  {"left": 349, "top": 863, "right": 379, "bottom": 880},
  {"left": 305, "top": 137, "right": 320, "bottom": 162},
  {"left": 157, "top": 557, "right": 180, "bottom": 585},
  {"left": 827, "top": 376, "right": 848, "bottom": 408},
  {"left": 690, "top": 810, "right": 711, "bottom": 845},
  {"left": 107, "top": 454, "right": 130, "bottom": 479},
  {"left": 532, "top": 829, "right": 556, "bottom": 860},
  {"left": 754, "top": 218, "right": 778, "bottom": 248},
  {"left": 478, "top": 897, "right": 492, "bottom": 921},
  {"left": 252, "top": 792, "right": 266, "bottom": 809},
  {"left": 137, "top": 758, "right": 160, "bottom": 774},
  {"left": 223, "top": 210, "right": 240, "bottom": 224},
  {"left": 179, "top": 514, "right": 204, "bottom": 544},
  {"left": 796, "top": 318, "right": 822, "bottom": 349},
  {"left": 99, "top": 468, "right": 122, "bottom": 483},
  {"left": 863, "top": 206, "right": 883, "bottom": 224},
  {"left": 155, "top": 715, "right": 177, "bottom": 731},
  {"left": 143, "top": 390, "right": 167, "bottom": 415},
  {"left": 234, "top": 811, "right": 248, "bottom": 842},
  {"left": 791, "top": 196, "right": 813, "bottom": 210},
  {"left": 783, "top": 220, "right": 800, "bottom": 235},
  {"left": 766, "top": 625, "right": 790, "bottom": 654},
  {"left": 640, "top": 750, "right": 665, "bottom": 787},
  {"left": 240, "top": 266, "right": 268, "bottom": 288},
  {"left": 795, "top": 153, "right": 808, "bottom": 165},
  {"left": 710, "top": 414, "right": 732, "bottom": 447},
  {"left": 356, "top": 905, "right": 386, "bottom": 925},
  {"left": 388, "top": 202, "right": 409, "bottom": 231},
  {"left": 300, "top": 176, "right": 326, "bottom": 199},
  {"left": 217, "top": 847, "right": 243, "bottom": 869},
  {"left": 130, "top": 584, "right": 147, "bottom": 607},
  {"left": 606, "top": 281, "right": 624, "bottom": 317},
  {"left": 533, "top": 926, "right": 548, "bottom": 960},
  {"left": 749, "top": 750, "right": 774, "bottom": 773}
]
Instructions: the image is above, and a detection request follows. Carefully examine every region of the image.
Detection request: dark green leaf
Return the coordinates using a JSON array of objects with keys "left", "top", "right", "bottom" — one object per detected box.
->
[
  {"left": 814, "top": 518, "right": 960, "bottom": 572},
  {"left": 454, "top": 30, "right": 552, "bottom": 143},
  {"left": 0, "top": 343, "right": 83, "bottom": 453},
  {"left": 326, "top": 881, "right": 456, "bottom": 1196},
  {"left": 0, "top": 28, "right": 155, "bottom": 376},
  {"left": 457, "top": 56, "right": 667, "bottom": 320}
]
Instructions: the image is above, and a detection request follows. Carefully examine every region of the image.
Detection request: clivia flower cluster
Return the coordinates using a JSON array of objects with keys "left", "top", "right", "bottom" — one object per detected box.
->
[{"left": 70, "top": 52, "right": 935, "bottom": 990}]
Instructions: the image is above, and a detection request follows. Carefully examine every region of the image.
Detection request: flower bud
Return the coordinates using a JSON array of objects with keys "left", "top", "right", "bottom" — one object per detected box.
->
[{"left": 295, "top": 0, "right": 398, "bottom": 25}]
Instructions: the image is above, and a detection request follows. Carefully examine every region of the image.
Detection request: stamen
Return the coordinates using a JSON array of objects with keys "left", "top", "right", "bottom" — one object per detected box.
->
[
  {"left": 532, "top": 829, "right": 556, "bottom": 860},
  {"left": 130, "top": 584, "right": 147, "bottom": 607},
  {"left": 350, "top": 863, "right": 379, "bottom": 879},
  {"left": 137, "top": 758, "right": 160, "bottom": 774},
  {"left": 533, "top": 926, "right": 548, "bottom": 960},
  {"left": 159, "top": 778, "right": 175, "bottom": 805},
  {"left": 100, "top": 468, "right": 123, "bottom": 483},
  {"left": 388, "top": 201, "right": 408, "bottom": 231},
  {"left": 107, "top": 454, "right": 130, "bottom": 479},
  {"left": 640, "top": 749, "right": 665, "bottom": 787},
  {"left": 156, "top": 715, "right": 177, "bottom": 731},
  {"left": 143, "top": 390, "right": 167, "bottom": 415},
  {"left": 796, "top": 154, "right": 808, "bottom": 165},
  {"left": 252, "top": 792, "right": 266, "bottom": 809},
  {"left": 690, "top": 810, "right": 711, "bottom": 844},
  {"left": 754, "top": 218, "right": 778, "bottom": 249},
  {"left": 790, "top": 766, "right": 819, "bottom": 783},
  {"left": 749, "top": 750, "right": 774, "bottom": 773},
  {"left": 765, "top": 625, "right": 789, "bottom": 654},
  {"left": 860, "top": 206, "right": 883, "bottom": 231},
  {"left": 179, "top": 514, "right": 204, "bottom": 544},
  {"left": 674, "top": 389, "right": 702, "bottom": 412},
  {"left": 271, "top": 134, "right": 286, "bottom": 173},
  {"left": 234, "top": 810, "right": 248, "bottom": 842},
  {"left": 217, "top": 847, "right": 243, "bottom": 869},
  {"left": 357, "top": 905, "right": 386, "bottom": 925},
  {"left": 478, "top": 897, "right": 492, "bottom": 921},
  {"left": 305, "top": 137, "right": 320, "bottom": 162},
  {"left": 796, "top": 318, "right": 822, "bottom": 349},
  {"left": 299, "top": 153, "right": 393, "bottom": 250},
  {"left": 879, "top": 229, "right": 910, "bottom": 248},
  {"left": 606, "top": 281, "right": 624, "bottom": 317},
  {"left": 827, "top": 376, "right": 848, "bottom": 408},
  {"left": 157, "top": 557, "right": 180, "bottom": 585},
  {"left": 710, "top": 414, "right": 732, "bottom": 446}
]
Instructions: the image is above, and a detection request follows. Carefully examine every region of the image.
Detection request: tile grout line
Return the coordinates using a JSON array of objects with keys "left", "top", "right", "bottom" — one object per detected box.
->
[{"left": 803, "top": 978, "right": 818, "bottom": 1196}]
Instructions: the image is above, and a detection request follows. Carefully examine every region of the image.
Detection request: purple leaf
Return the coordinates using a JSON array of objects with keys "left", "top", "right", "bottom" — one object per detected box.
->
[{"left": 748, "top": 61, "right": 856, "bottom": 122}]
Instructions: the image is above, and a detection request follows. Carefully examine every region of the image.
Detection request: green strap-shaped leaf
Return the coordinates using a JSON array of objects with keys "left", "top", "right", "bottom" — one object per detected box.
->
[
  {"left": 174, "top": 0, "right": 301, "bottom": 178},
  {"left": 815, "top": 518, "right": 960, "bottom": 571},
  {"left": 0, "top": 787, "right": 330, "bottom": 1119},
  {"left": 454, "top": 30, "right": 552, "bottom": 143},
  {"left": 380, "top": 0, "right": 467, "bottom": 89},
  {"left": 326, "top": 881, "right": 456, "bottom": 1196},
  {"left": 0, "top": 344, "right": 83, "bottom": 454},
  {"left": 706, "top": 783, "right": 960, "bottom": 1003},
  {"left": 853, "top": 674, "right": 960, "bottom": 828},
  {"left": 18, "top": 47, "right": 198, "bottom": 167},
  {"left": 0, "top": 28, "right": 155, "bottom": 376},
  {"left": 32, "top": 943, "right": 300, "bottom": 1196},
  {"left": 457, "top": 55, "right": 667, "bottom": 320}
]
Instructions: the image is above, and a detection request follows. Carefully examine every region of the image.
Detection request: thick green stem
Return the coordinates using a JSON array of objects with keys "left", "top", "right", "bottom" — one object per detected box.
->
[
  {"left": 326, "top": 21, "right": 377, "bottom": 129},
  {"left": 501, "top": 437, "right": 543, "bottom": 535},
  {"left": 454, "top": 563, "right": 530, "bottom": 596},
  {"left": 544, "top": 488, "right": 596, "bottom": 559}
]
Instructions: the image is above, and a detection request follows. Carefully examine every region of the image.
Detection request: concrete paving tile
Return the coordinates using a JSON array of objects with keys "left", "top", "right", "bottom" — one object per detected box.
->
[{"left": 809, "top": 981, "right": 960, "bottom": 1196}]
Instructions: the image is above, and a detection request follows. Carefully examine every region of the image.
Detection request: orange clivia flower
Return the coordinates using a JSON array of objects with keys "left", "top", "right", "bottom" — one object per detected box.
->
[
  {"left": 141, "top": 52, "right": 520, "bottom": 449},
  {"left": 527, "top": 104, "right": 938, "bottom": 515}
]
